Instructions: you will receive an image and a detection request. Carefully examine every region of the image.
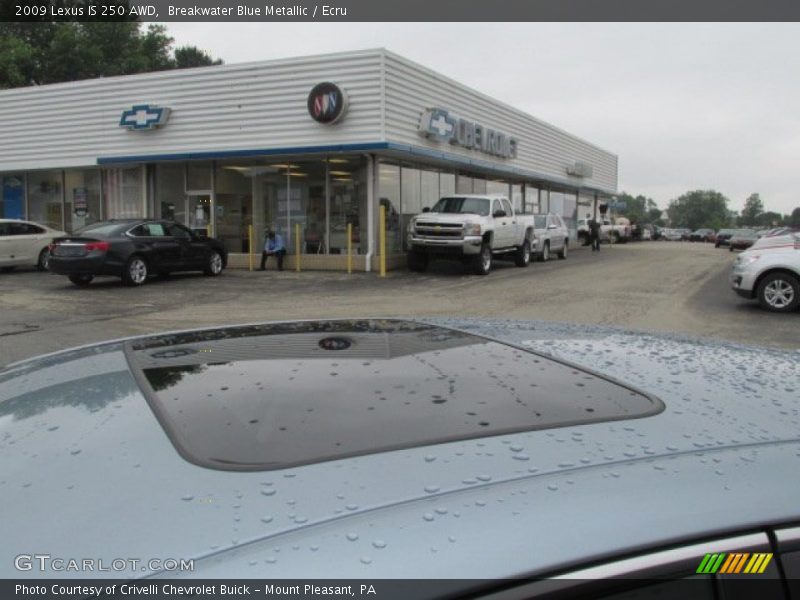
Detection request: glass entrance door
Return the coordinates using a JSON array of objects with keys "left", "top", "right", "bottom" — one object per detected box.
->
[{"left": 188, "top": 194, "right": 211, "bottom": 236}]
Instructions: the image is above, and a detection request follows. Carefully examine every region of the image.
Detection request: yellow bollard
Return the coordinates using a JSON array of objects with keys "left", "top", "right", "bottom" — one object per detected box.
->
[
  {"left": 295, "top": 223, "right": 301, "bottom": 272},
  {"left": 347, "top": 223, "right": 353, "bottom": 274},
  {"left": 206, "top": 224, "right": 212, "bottom": 239},
  {"left": 379, "top": 205, "right": 386, "bottom": 277},
  {"left": 248, "top": 224, "right": 254, "bottom": 272}
]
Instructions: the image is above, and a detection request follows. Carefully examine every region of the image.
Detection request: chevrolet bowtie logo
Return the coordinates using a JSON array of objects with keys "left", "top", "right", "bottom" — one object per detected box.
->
[{"left": 120, "top": 104, "right": 171, "bottom": 130}]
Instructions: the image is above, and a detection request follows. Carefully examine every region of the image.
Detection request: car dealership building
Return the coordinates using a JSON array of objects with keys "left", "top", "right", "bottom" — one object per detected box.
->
[{"left": 0, "top": 48, "right": 618, "bottom": 270}]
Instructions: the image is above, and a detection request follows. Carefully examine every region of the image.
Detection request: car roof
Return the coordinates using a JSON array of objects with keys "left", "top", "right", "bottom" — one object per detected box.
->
[{"left": 1, "top": 319, "right": 798, "bottom": 580}]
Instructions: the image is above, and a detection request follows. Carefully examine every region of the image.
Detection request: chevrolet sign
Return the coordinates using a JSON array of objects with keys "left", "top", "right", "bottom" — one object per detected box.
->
[
  {"left": 119, "top": 105, "right": 171, "bottom": 130},
  {"left": 419, "top": 108, "right": 518, "bottom": 159}
]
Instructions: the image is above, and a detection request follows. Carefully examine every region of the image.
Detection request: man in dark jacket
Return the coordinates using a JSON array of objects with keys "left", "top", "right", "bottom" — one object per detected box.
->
[{"left": 589, "top": 219, "right": 601, "bottom": 252}]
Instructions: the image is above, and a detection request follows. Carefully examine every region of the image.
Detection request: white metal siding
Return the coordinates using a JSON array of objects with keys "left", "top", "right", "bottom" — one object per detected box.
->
[
  {"left": 382, "top": 51, "right": 618, "bottom": 193},
  {"left": 0, "top": 50, "right": 384, "bottom": 171},
  {"left": 0, "top": 48, "right": 617, "bottom": 194}
]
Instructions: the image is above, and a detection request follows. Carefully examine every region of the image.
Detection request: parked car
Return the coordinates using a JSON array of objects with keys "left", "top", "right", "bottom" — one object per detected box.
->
[
  {"left": 660, "top": 228, "right": 683, "bottom": 241},
  {"left": 714, "top": 228, "right": 739, "bottom": 248},
  {"left": 47, "top": 219, "right": 227, "bottom": 286},
  {"left": 532, "top": 214, "right": 569, "bottom": 261},
  {"left": 728, "top": 229, "right": 760, "bottom": 252},
  {"left": 730, "top": 233, "right": 799, "bottom": 312},
  {"left": 750, "top": 228, "right": 800, "bottom": 251},
  {"left": 577, "top": 217, "right": 628, "bottom": 245},
  {"left": 689, "top": 228, "right": 716, "bottom": 242},
  {"left": 406, "top": 195, "right": 535, "bottom": 275},
  {"left": 1, "top": 318, "right": 799, "bottom": 594},
  {"left": 0, "top": 218, "right": 65, "bottom": 272}
]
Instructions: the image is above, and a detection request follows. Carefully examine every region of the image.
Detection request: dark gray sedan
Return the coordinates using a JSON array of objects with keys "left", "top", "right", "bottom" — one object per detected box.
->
[{"left": 48, "top": 219, "right": 227, "bottom": 286}]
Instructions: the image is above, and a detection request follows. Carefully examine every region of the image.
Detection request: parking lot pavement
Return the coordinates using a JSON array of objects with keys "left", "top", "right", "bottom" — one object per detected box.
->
[{"left": 0, "top": 241, "right": 797, "bottom": 367}]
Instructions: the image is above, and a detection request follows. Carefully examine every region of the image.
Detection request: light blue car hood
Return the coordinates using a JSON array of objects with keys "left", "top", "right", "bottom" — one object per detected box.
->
[{"left": 0, "top": 319, "right": 798, "bottom": 580}]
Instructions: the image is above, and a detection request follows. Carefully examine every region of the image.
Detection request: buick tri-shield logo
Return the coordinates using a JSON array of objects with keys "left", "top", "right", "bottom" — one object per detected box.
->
[{"left": 307, "top": 82, "right": 348, "bottom": 124}]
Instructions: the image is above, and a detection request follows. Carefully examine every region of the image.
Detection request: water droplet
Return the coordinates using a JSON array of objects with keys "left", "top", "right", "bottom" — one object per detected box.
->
[
  {"left": 70, "top": 449, "right": 82, "bottom": 456},
  {"left": 423, "top": 513, "right": 435, "bottom": 521},
  {"left": 265, "top": 557, "right": 277, "bottom": 564},
  {"left": 346, "top": 532, "right": 359, "bottom": 541},
  {"left": 424, "top": 455, "right": 436, "bottom": 463},
  {"left": 47, "top": 426, "right": 59, "bottom": 432},
  {"left": 181, "top": 495, "right": 194, "bottom": 501},
  {"left": 509, "top": 443, "right": 524, "bottom": 452},
  {"left": 424, "top": 485, "right": 440, "bottom": 493},
  {"left": 261, "top": 516, "right": 274, "bottom": 523},
  {"left": 261, "top": 489, "right": 277, "bottom": 496},
  {"left": 512, "top": 454, "right": 530, "bottom": 461},
  {"left": 448, "top": 536, "right": 457, "bottom": 543},
  {"left": 476, "top": 474, "right": 492, "bottom": 482},
  {"left": 360, "top": 557, "right": 372, "bottom": 565},
  {"left": 372, "top": 540, "right": 386, "bottom": 549},
  {"left": 310, "top": 545, "right": 319, "bottom": 552},
  {"left": 345, "top": 503, "right": 359, "bottom": 511},
  {"left": 547, "top": 484, "right": 558, "bottom": 491},
  {"left": 435, "top": 507, "right": 448, "bottom": 515},
  {"left": 249, "top": 560, "right": 258, "bottom": 566},
  {"left": 294, "top": 516, "right": 308, "bottom": 524},
  {"left": 475, "top": 500, "right": 486, "bottom": 507}
]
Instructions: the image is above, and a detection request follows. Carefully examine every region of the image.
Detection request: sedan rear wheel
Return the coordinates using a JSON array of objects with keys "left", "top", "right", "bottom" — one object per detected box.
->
[
  {"left": 37, "top": 248, "right": 50, "bottom": 271},
  {"left": 123, "top": 256, "right": 148, "bottom": 286},
  {"left": 757, "top": 273, "right": 800, "bottom": 313},
  {"left": 557, "top": 240, "right": 568, "bottom": 259},
  {"left": 68, "top": 274, "right": 93, "bottom": 286},
  {"left": 204, "top": 251, "right": 224, "bottom": 276}
]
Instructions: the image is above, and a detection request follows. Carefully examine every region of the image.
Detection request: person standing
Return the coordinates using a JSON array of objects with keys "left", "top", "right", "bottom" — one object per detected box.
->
[
  {"left": 259, "top": 230, "right": 286, "bottom": 271},
  {"left": 589, "top": 218, "right": 601, "bottom": 252}
]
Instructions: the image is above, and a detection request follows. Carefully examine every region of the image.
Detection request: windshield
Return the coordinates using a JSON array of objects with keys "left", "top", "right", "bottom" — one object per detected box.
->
[{"left": 431, "top": 197, "right": 491, "bottom": 216}]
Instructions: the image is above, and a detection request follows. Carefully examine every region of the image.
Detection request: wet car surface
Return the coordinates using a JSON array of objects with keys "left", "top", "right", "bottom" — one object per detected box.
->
[{"left": 1, "top": 319, "right": 798, "bottom": 588}]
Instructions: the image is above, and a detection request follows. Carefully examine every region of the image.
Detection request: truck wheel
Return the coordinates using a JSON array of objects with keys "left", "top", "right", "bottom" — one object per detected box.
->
[
  {"left": 540, "top": 242, "right": 550, "bottom": 262},
  {"left": 757, "top": 272, "right": 800, "bottom": 312},
  {"left": 514, "top": 239, "right": 531, "bottom": 267},
  {"left": 558, "top": 241, "right": 568, "bottom": 259},
  {"left": 407, "top": 250, "right": 428, "bottom": 272},
  {"left": 610, "top": 232, "right": 620, "bottom": 244},
  {"left": 473, "top": 243, "right": 492, "bottom": 275}
]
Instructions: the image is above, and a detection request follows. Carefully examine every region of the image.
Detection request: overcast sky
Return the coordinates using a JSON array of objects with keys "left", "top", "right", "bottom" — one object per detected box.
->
[{"left": 167, "top": 23, "right": 799, "bottom": 215}]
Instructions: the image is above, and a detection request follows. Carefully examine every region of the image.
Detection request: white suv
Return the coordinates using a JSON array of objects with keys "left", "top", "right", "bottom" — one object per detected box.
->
[
  {"left": 532, "top": 214, "right": 569, "bottom": 261},
  {"left": 730, "top": 234, "right": 800, "bottom": 312}
]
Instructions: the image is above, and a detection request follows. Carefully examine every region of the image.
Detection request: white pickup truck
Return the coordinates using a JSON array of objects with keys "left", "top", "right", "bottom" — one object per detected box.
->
[
  {"left": 406, "top": 195, "right": 535, "bottom": 275},
  {"left": 577, "top": 216, "right": 631, "bottom": 245}
]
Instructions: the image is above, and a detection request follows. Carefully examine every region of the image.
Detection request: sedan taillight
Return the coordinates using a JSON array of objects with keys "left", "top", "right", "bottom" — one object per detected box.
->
[{"left": 84, "top": 241, "right": 110, "bottom": 252}]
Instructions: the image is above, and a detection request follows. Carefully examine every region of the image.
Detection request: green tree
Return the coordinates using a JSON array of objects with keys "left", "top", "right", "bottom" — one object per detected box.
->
[
  {"left": 667, "top": 190, "right": 731, "bottom": 230},
  {"left": 0, "top": 22, "right": 222, "bottom": 89},
  {"left": 616, "top": 192, "right": 660, "bottom": 224},
  {"left": 789, "top": 207, "right": 800, "bottom": 227},
  {"left": 740, "top": 193, "right": 764, "bottom": 226},
  {"left": 175, "top": 46, "right": 224, "bottom": 69},
  {"left": 755, "top": 211, "right": 784, "bottom": 228}
]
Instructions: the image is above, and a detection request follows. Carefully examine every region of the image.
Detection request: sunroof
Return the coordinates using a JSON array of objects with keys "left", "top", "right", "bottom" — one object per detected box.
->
[{"left": 124, "top": 320, "right": 663, "bottom": 471}]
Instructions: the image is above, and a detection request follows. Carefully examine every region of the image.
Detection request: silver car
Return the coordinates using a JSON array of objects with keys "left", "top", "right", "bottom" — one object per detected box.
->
[
  {"left": 532, "top": 214, "right": 569, "bottom": 261},
  {"left": 2, "top": 318, "right": 799, "bottom": 595}
]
